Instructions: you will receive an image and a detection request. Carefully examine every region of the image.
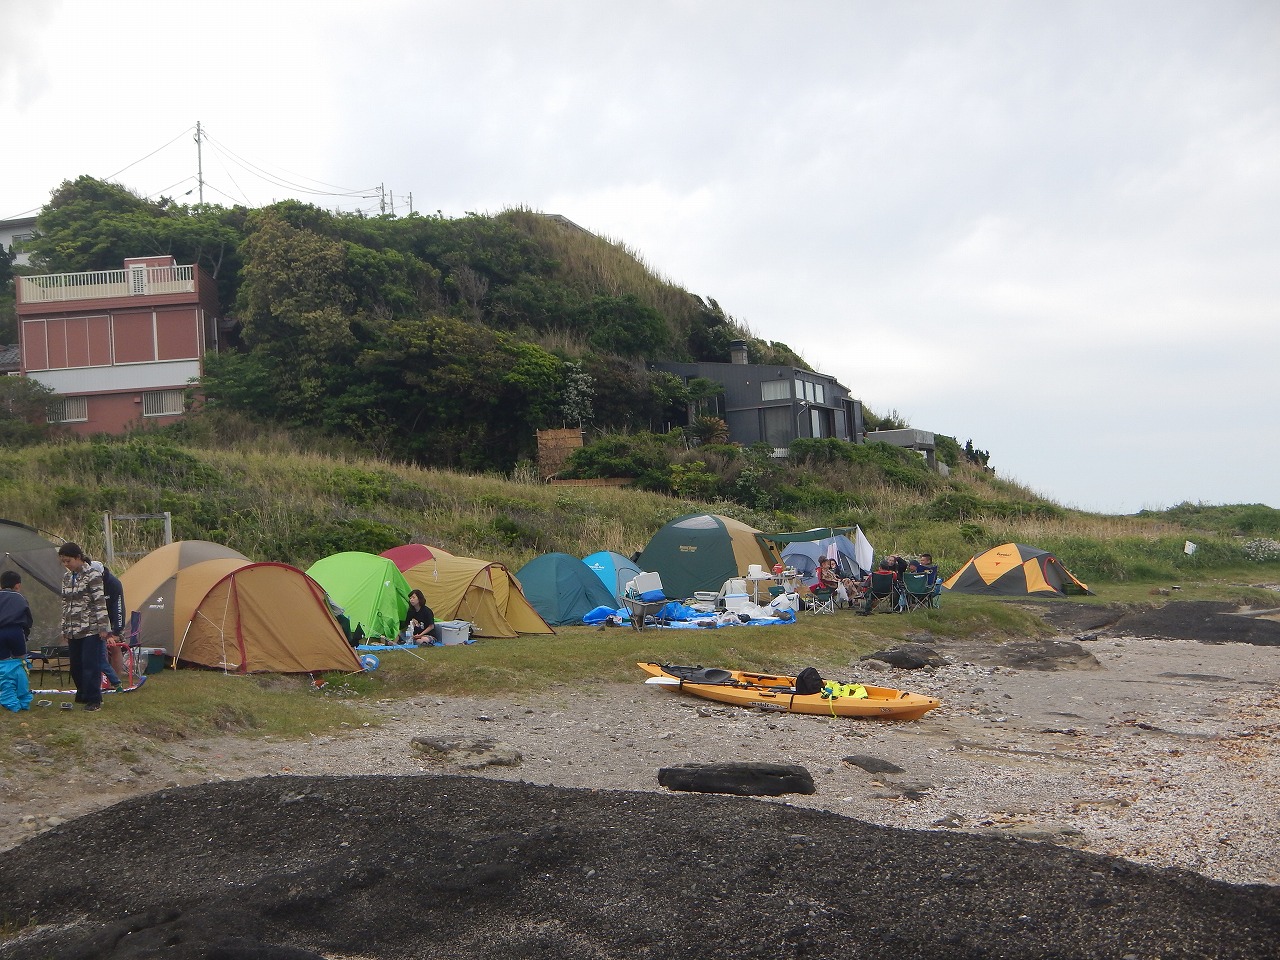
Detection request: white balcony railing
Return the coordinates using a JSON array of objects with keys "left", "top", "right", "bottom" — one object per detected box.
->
[{"left": 18, "top": 264, "right": 196, "bottom": 304}]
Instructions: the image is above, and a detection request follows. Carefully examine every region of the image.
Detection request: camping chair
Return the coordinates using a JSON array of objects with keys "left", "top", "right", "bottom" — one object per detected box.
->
[
  {"left": 901, "top": 573, "right": 934, "bottom": 612},
  {"left": 861, "top": 572, "right": 900, "bottom": 615},
  {"left": 31, "top": 645, "right": 70, "bottom": 689},
  {"left": 807, "top": 587, "right": 836, "bottom": 615}
]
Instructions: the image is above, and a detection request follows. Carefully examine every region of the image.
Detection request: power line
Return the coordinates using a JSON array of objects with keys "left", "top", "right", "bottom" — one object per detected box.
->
[
  {"left": 204, "top": 131, "right": 377, "bottom": 198},
  {"left": 102, "top": 126, "right": 196, "bottom": 182},
  {"left": 205, "top": 130, "right": 378, "bottom": 195}
]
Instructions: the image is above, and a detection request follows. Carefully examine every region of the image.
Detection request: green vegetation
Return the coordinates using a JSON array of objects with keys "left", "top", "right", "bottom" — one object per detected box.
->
[
  {"left": 5, "top": 421, "right": 1279, "bottom": 583},
  {"left": 5, "top": 178, "right": 1278, "bottom": 783},
  {"left": 2, "top": 423, "right": 1277, "bottom": 778},
  {"left": 13, "top": 178, "right": 813, "bottom": 470}
]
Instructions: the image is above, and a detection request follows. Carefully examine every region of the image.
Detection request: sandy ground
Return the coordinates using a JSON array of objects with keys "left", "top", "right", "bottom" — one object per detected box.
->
[
  {"left": 3, "top": 602, "right": 1280, "bottom": 959},
  {"left": 5, "top": 632, "right": 1277, "bottom": 886}
]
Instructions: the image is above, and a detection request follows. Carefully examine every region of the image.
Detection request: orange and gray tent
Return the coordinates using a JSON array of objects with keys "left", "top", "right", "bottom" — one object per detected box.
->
[
  {"left": 942, "top": 543, "right": 1092, "bottom": 597},
  {"left": 398, "top": 553, "right": 553, "bottom": 638},
  {"left": 120, "top": 541, "right": 362, "bottom": 673},
  {"left": 119, "top": 540, "right": 250, "bottom": 651},
  {"left": 637, "top": 513, "right": 775, "bottom": 598}
]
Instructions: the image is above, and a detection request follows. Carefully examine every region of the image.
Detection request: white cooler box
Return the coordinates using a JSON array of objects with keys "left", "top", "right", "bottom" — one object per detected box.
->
[
  {"left": 437, "top": 620, "right": 472, "bottom": 645},
  {"left": 721, "top": 593, "right": 750, "bottom": 612}
]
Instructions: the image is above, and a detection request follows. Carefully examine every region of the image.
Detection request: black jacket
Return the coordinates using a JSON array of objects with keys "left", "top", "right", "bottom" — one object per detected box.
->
[{"left": 0, "top": 590, "right": 33, "bottom": 637}]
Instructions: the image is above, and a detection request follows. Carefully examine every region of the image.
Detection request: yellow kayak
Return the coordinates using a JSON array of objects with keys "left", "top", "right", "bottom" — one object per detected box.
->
[{"left": 637, "top": 662, "right": 940, "bottom": 720}]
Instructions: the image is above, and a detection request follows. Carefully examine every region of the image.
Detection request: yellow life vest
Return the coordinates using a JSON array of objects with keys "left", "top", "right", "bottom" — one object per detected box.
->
[{"left": 821, "top": 681, "right": 868, "bottom": 700}]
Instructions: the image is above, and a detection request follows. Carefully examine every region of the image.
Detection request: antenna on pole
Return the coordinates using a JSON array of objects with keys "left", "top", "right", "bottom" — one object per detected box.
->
[{"left": 194, "top": 121, "right": 205, "bottom": 204}]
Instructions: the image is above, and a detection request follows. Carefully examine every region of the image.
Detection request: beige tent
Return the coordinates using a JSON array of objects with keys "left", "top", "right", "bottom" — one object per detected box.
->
[
  {"left": 399, "top": 554, "right": 553, "bottom": 638},
  {"left": 121, "top": 541, "right": 361, "bottom": 674}
]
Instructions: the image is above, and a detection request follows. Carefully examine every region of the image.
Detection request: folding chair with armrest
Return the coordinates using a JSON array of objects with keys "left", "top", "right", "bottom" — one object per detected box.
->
[
  {"left": 901, "top": 573, "right": 934, "bottom": 612},
  {"left": 861, "top": 572, "right": 900, "bottom": 615},
  {"left": 807, "top": 587, "right": 836, "bottom": 615}
]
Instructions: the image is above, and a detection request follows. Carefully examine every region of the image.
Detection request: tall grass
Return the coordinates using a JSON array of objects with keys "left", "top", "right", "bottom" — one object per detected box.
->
[{"left": 2, "top": 429, "right": 1276, "bottom": 585}]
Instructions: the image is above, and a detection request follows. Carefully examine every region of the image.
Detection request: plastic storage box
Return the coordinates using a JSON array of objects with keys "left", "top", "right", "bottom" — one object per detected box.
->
[{"left": 437, "top": 621, "right": 472, "bottom": 645}]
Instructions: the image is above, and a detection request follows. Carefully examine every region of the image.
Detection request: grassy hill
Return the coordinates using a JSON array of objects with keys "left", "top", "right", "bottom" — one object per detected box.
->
[
  {"left": 4, "top": 414, "right": 1277, "bottom": 587},
  {"left": 3, "top": 417, "right": 1277, "bottom": 770}
]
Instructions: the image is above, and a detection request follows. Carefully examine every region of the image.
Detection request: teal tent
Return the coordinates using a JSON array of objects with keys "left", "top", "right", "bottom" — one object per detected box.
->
[
  {"left": 515, "top": 553, "right": 619, "bottom": 626},
  {"left": 582, "top": 550, "right": 642, "bottom": 604},
  {"left": 306, "top": 552, "right": 410, "bottom": 641}
]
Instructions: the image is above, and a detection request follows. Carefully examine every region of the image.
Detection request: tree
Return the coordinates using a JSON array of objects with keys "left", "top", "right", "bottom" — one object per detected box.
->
[
  {"left": 0, "top": 376, "right": 58, "bottom": 446},
  {"left": 560, "top": 360, "right": 594, "bottom": 427},
  {"left": 31, "top": 176, "right": 249, "bottom": 310}
]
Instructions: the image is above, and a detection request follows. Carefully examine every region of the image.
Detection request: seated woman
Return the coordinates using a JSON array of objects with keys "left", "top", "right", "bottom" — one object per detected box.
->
[
  {"left": 815, "top": 557, "right": 841, "bottom": 594},
  {"left": 402, "top": 589, "right": 441, "bottom": 645},
  {"left": 819, "top": 557, "right": 864, "bottom": 607}
]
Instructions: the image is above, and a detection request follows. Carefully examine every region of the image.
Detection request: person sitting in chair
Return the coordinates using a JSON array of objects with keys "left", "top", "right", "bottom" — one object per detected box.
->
[
  {"left": 820, "top": 557, "right": 864, "bottom": 608},
  {"left": 816, "top": 557, "right": 841, "bottom": 594}
]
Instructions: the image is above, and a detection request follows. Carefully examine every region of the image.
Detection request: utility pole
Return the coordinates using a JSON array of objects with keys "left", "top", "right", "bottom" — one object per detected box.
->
[
  {"left": 379, "top": 183, "right": 386, "bottom": 215},
  {"left": 408, "top": 192, "right": 413, "bottom": 215},
  {"left": 194, "top": 121, "right": 205, "bottom": 204}
]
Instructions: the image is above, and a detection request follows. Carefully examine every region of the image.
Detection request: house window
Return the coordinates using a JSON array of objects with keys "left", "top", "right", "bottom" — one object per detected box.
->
[
  {"left": 142, "top": 389, "right": 184, "bottom": 417},
  {"left": 814, "top": 382, "right": 825, "bottom": 405},
  {"left": 761, "top": 380, "right": 789, "bottom": 402},
  {"left": 51, "top": 396, "right": 88, "bottom": 423},
  {"left": 10, "top": 232, "right": 34, "bottom": 250}
]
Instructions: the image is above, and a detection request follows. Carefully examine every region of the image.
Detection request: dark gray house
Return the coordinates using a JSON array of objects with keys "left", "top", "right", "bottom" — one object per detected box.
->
[{"left": 650, "top": 340, "right": 864, "bottom": 452}]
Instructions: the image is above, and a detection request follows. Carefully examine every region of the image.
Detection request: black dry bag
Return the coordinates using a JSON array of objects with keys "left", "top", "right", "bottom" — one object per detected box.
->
[{"left": 794, "top": 666, "right": 824, "bottom": 695}]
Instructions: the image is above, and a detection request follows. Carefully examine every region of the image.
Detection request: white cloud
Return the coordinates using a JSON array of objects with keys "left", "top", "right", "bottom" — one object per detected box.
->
[{"left": 3, "top": 0, "right": 1278, "bottom": 512}]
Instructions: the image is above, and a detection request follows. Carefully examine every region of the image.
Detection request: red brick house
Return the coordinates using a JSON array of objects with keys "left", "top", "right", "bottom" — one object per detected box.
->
[{"left": 16, "top": 256, "right": 222, "bottom": 434}]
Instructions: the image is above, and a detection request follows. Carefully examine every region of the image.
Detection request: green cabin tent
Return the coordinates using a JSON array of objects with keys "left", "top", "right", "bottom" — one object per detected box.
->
[
  {"left": 515, "top": 552, "right": 620, "bottom": 626},
  {"left": 637, "top": 513, "right": 774, "bottom": 599},
  {"left": 307, "top": 552, "right": 410, "bottom": 641},
  {"left": 942, "top": 543, "right": 1092, "bottom": 597}
]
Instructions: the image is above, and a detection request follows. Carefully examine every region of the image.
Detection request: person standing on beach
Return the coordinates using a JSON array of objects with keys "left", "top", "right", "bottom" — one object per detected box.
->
[
  {"left": 0, "top": 570, "right": 33, "bottom": 659},
  {"left": 87, "top": 557, "right": 126, "bottom": 692},
  {"left": 57, "top": 543, "right": 110, "bottom": 712}
]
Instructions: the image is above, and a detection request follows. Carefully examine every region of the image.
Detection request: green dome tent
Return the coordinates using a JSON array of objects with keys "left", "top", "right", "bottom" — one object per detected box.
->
[
  {"left": 942, "top": 543, "right": 1092, "bottom": 597},
  {"left": 307, "top": 552, "right": 410, "bottom": 641},
  {"left": 637, "top": 513, "right": 774, "bottom": 600}
]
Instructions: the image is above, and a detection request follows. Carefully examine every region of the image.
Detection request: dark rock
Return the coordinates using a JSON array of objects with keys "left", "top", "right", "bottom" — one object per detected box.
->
[
  {"left": 1, "top": 776, "right": 1277, "bottom": 960},
  {"left": 410, "top": 737, "right": 522, "bottom": 769},
  {"left": 860, "top": 643, "right": 948, "bottom": 669},
  {"left": 1112, "top": 601, "right": 1280, "bottom": 646},
  {"left": 987, "top": 639, "right": 1101, "bottom": 671},
  {"left": 843, "top": 755, "right": 906, "bottom": 775},
  {"left": 657, "top": 761, "right": 816, "bottom": 796}
]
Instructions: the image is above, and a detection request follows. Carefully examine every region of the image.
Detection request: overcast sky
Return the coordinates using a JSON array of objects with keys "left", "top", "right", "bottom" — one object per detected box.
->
[{"left": 4, "top": 1, "right": 1277, "bottom": 515}]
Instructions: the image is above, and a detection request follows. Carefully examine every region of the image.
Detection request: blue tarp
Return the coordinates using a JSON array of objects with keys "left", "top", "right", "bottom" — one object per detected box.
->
[
  {"left": 1, "top": 658, "right": 32, "bottom": 712},
  {"left": 581, "top": 601, "right": 795, "bottom": 629}
]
